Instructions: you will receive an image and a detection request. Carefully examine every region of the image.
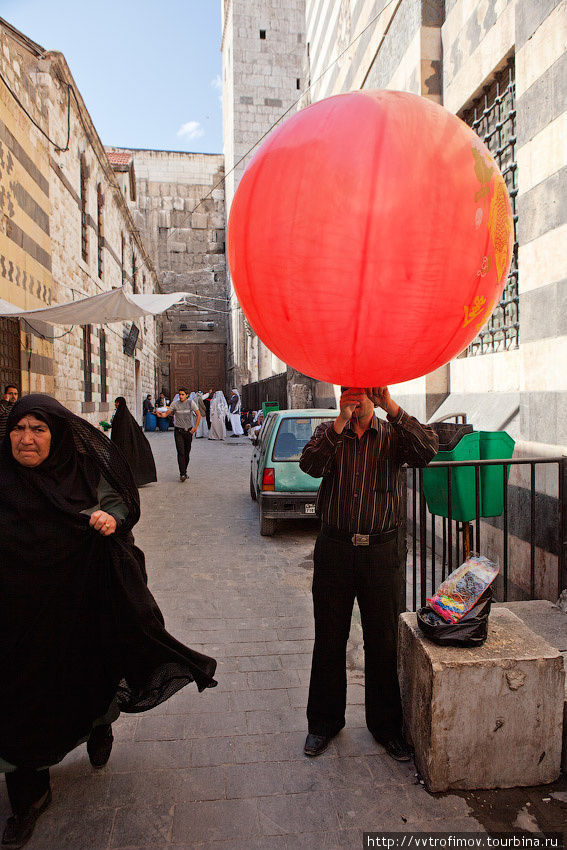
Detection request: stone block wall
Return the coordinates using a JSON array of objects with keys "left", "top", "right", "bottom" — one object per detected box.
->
[
  {"left": 441, "top": 0, "right": 567, "bottom": 452},
  {"left": 108, "top": 148, "right": 228, "bottom": 393},
  {"left": 222, "top": 0, "right": 305, "bottom": 389},
  {"left": 0, "top": 25, "right": 54, "bottom": 396}
]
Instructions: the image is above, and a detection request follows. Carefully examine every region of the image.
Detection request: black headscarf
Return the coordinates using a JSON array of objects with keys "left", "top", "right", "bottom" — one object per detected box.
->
[
  {"left": 1, "top": 394, "right": 140, "bottom": 530},
  {"left": 111, "top": 397, "right": 157, "bottom": 487},
  {"left": 0, "top": 395, "right": 216, "bottom": 769}
]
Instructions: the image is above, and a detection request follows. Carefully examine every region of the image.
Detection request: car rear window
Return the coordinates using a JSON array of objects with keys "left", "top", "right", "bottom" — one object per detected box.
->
[{"left": 272, "top": 417, "right": 334, "bottom": 461}]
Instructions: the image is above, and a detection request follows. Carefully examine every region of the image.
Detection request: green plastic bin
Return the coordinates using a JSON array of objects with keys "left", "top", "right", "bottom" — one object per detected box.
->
[
  {"left": 422, "top": 432, "right": 480, "bottom": 522},
  {"left": 422, "top": 430, "right": 515, "bottom": 521},
  {"left": 262, "top": 401, "right": 279, "bottom": 417},
  {"left": 479, "top": 430, "right": 515, "bottom": 517}
]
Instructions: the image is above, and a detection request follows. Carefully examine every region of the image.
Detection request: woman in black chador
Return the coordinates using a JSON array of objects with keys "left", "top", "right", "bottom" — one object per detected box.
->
[
  {"left": 0, "top": 395, "right": 216, "bottom": 848},
  {"left": 111, "top": 396, "right": 157, "bottom": 486}
]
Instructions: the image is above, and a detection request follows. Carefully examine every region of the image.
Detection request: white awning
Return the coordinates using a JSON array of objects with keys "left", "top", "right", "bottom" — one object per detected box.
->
[{"left": 0, "top": 287, "right": 187, "bottom": 325}]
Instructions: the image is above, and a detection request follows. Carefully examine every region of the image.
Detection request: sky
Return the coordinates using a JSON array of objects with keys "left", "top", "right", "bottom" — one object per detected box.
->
[{"left": 2, "top": 0, "right": 224, "bottom": 154}]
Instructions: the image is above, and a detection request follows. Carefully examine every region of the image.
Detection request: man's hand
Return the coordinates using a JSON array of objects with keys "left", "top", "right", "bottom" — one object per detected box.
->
[
  {"left": 89, "top": 510, "right": 117, "bottom": 536},
  {"left": 334, "top": 388, "right": 368, "bottom": 433},
  {"left": 366, "top": 387, "right": 399, "bottom": 418},
  {"left": 190, "top": 427, "right": 197, "bottom": 435}
]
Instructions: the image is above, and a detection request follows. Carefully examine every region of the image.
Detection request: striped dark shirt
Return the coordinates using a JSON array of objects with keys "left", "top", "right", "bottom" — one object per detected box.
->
[{"left": 299, "top": 409, "right": 439, "bottom": 534}]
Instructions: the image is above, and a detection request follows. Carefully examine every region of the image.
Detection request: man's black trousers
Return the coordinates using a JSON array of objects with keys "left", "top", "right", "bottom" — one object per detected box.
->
[
  {"left": 174, "top": 427, "right": 193, "bottom": 475},
  {"left": 307, "top": 530, "right": 404, "bottom": 741}
]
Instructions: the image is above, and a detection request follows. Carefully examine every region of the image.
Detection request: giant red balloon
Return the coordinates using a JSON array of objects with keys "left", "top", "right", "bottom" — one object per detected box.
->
[{"left": 227, "top": 90, "right": 513, "bottom": 387}]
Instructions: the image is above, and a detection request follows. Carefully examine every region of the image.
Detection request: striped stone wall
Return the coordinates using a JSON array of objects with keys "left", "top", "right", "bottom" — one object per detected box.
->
[{"left": 515, "top": 0, "right": 567, "bottom": 446}]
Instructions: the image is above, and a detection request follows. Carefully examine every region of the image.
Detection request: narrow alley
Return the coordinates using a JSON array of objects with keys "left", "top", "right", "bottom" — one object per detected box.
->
[{"left": 3, "top": 432, "right": 565, "bottom": 849}]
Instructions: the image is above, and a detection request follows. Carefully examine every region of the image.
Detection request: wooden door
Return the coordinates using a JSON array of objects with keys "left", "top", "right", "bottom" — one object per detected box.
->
[
  {"left": 198, "top": 344, "right": 226, "bottom": 393},
  {"left": 169, "top": 344, "right": 225, "bottom": 396}
]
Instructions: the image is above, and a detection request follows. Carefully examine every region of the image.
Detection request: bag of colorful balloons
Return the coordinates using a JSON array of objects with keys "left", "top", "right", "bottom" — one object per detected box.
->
[
  {"left": 427, "top": 554, "right": 499, "bottom": 624},
  {"left": 417, "top": 587, "right": 493, "bottom": 648}
]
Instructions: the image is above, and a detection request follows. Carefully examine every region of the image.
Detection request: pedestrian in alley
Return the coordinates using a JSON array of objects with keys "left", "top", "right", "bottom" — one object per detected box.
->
[
  {"left": 0, "top": 394, "right": 216, "bottom": 849},
  {"left": 203, "top": 388, "right": 213, "bottom": 430},
  {"left": 299, "top": 386, "right": 438, "bottom": 761},
  {"left": 0, "top": 384, "right": 19, "bottom": 442},
  {"left": 192, "top": 392, "right": 209, "bottom": 439},
  {"left": 111, "top": 396, "right": 157, "bottom": 487},
  {"left": 228, "top": 388, "right": 244, "bottom": 437},
  {"left": 142, "top": 394, "right": 155, "bottom": 431},
  {"left": 157, "top": 388, "right": 201, "bottom": 481},
  {"left": 208, "top": 390, "right": 228, "bottom": 440}
]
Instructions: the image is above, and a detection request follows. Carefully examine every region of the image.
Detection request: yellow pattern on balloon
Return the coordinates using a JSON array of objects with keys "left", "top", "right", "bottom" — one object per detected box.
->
[{"left": 488, "top": 177, "right": 513, "bottom": 283}]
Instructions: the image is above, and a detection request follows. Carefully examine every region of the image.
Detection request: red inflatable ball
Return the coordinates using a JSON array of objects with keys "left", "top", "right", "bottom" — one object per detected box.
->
[{"left": 227, "top": 90, "right": 514, "bottom": 387}]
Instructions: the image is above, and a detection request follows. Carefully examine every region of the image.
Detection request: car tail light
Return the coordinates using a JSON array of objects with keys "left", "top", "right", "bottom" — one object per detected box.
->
[{"left": 262, "top": 468, "right": 275, "bottom": 491}]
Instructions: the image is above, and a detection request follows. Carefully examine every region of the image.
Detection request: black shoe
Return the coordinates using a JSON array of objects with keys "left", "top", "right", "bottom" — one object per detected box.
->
[
  {"left": 180, "top": 474, "right": 187, "bottom": 482},
  {"left": 378, "top": 735, "right": 411, "bottom": 762},
  {"left": 87, "top": 723, "right": 114, "bottom": 768},
  {"left": 2, "top": 789, "right": 51, "bottom": 848},
  {"left": 303, "top": 732, "right": 332, "bottom": 757}
]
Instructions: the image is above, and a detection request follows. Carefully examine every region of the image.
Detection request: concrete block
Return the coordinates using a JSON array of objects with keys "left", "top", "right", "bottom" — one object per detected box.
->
[{"left": 398, "top": 608, "right": 565, "bottom": 792}]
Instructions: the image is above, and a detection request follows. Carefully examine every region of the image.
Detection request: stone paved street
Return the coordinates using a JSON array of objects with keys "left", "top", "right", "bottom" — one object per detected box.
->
[{"left": 2, "top": 431, "right": 566, "bottom": 849}]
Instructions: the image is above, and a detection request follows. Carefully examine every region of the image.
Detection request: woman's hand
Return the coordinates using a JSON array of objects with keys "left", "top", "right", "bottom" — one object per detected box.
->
[{"left": 89, "top": 510, "right": 117, "bottom": 536}]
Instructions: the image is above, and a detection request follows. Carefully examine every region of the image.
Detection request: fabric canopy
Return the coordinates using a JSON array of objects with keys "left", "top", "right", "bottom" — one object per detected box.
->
[{"left": 0, "top": 287, "right": 187, "bottom": 325}]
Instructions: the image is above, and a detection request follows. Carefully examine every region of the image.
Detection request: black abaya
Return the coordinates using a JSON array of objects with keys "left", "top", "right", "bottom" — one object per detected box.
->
[
  {"left": 111, "top": 397, "right": 157, "bottom": 487},
  {"left": 0, "top": 395, "right": 216, "bottom": 769}
]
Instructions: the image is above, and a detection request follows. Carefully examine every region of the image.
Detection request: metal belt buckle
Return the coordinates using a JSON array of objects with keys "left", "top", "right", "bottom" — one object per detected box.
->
[{"left": 352, "top": 533, "right": 370, "bottom": 546}]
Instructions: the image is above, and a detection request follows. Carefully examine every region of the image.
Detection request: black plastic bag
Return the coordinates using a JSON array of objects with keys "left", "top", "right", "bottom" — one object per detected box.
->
[{"left": 417, "top": 587, "right": 492, "bottom": 647}]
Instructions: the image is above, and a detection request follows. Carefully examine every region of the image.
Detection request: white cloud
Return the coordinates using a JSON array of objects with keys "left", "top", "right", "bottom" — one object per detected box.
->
[
  {"left": 177, "top": 121, "right": 205, "bottom": 140},
  {"left": 212, "top": 74, "right": 223, "bottom": 105}
]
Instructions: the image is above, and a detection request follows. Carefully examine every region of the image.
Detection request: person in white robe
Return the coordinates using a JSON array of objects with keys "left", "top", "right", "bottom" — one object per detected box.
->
[
  {"left": 208, "top": 391, "right": 228, "bottom": 441},
  {"left": 228, "top": 389, "right": 244, "bottom": 437}
]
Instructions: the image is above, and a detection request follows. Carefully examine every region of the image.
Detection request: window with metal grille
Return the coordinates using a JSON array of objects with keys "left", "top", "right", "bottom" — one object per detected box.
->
[
  {"left": 99, "top": 328, "right": 107, "bottom": 402},
  {"left": 80, "top": 156, "right": 88, "bottom": 262},
  {"left": 83, "top": 325, "right": 92, "bottom": 402},
  {"left": 461, "top": 59, "right": 518, "bottom": 356},
  {"left": 132, "top": 253, "right": 138, "bottom": 293},
  {"left": 97, "top": 184, "right": 104, "bottom": 279}
]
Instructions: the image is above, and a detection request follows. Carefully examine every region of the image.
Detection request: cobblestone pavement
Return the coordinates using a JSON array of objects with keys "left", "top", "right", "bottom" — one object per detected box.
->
[{"left": 2, "top": 431, "right": 566, "bottom": 849}]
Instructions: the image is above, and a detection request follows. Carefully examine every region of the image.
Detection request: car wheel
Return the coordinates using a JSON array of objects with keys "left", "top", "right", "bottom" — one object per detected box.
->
[
  {"left": 250, "top": 470, "right": 257, "bottom": 501},
  {"left": 259, "top": 506, "right": 276, "bottom": 536}
]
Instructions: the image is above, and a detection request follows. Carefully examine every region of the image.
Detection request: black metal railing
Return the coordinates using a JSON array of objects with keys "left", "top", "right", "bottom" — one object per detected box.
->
[{"left": 405, "top": 456, "right": 567, "bottom": 610}]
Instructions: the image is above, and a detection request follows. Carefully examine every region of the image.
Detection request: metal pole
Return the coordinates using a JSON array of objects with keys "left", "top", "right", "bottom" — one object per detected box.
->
[
  {"left": 419, "top": 468, "right": 427, "bottom": 608},
  {"left": 559, "top": 458, "right": 567, "bottom": 596}
]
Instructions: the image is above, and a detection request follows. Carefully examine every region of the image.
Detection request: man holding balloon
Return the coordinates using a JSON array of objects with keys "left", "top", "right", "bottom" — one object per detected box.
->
[{"left": 299, "top": 387, "right": 438, "bottom": 761}]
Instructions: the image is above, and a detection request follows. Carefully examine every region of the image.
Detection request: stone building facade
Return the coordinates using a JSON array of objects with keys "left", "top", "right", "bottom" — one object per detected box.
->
[
  {"left": 106, "top": 147, "right": 228, "bottom": 397},
  {"left": 221, "top": 0, "right": 305, "bottom": 393},
  {"left": 0, "top": 19, "right": 161, "bottom": 424}
]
